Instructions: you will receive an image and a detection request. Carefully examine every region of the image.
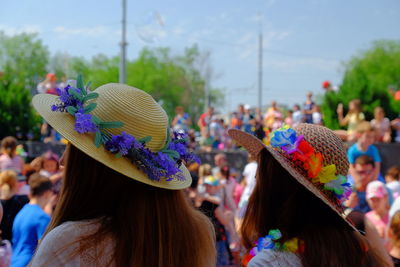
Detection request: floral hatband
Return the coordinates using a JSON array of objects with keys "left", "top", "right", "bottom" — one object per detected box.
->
[
  {"left": 50, "top": 76, "right": 199, "bottom": 182},
  {"left": 269, "top": 126, "right": 352, "bottom": 206},
  {"left": 242, "top": 229, "right": 304, "bottom": 266}
]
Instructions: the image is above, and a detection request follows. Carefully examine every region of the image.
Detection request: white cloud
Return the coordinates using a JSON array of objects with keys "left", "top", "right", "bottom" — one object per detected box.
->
[
  {"left": 0, "top": 24, "right": 42, "bottom": 35},
  {"left": 53, "top": 26, "right": 113, "bottom": 38}
]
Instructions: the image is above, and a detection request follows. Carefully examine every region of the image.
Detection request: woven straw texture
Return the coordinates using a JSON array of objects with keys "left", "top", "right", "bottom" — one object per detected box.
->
[
  {"left": 228, "top": 124, "right": 356, "bottom": 231},
  {"left": 32, "top": 83, "right": 191, "bottom": 190}
]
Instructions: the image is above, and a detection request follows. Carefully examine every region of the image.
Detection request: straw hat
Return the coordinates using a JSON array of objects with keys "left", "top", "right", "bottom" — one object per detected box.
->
[
  {"left": 228, "top": 124, "right": 356, "bottom": 230},
  {"left": 32, "top": 83, "right": 191, "bottom": 190}
]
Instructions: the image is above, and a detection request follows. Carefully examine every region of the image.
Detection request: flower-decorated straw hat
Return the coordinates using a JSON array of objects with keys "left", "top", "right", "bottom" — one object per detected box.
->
[
  {"left": 32, "top": 78, "right": 197, "bottom": 190},
  {"left": 229, "top": 124, "right": 356, "bottom": 230}
]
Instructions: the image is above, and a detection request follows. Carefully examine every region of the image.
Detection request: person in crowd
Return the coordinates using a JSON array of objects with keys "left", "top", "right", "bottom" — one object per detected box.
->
[
  {"left": 197, "top": 106, "right": 214, "bottom": 133},
  {"left": 346, "top": 155, "right": 379, "bottom": 213},
  {"left": 0, "top": 202, "right": 12, "bottom": 267},
  {"left": 199, "top": 128, "right": 214, "bottom": 152},
  {"left": 39, "top": 151, "right": 61, "bottom": 180},
  {"left": 337, "top": 99, "right": 365, "bottom": 141},
  {"left": 0, "top": 170, "right": 29, "bottom": 242},
  {"left": 371, "top": 106, "right": 391, "bottom": 143},
  {"left": 230, "top": 112, "right": 242, "bottom": 130},
  {"left": 253, "top": 107, "right": 263, "bottom": 125},
  {"left": 264, "top": 101, "right": 282, "bottom": 130},
  {"left": 172, "top": 106, "right": 192, "bottom": 133},
  {"left": 366, "top": 181, "right": 390, "bottom": 239},
  {"left": 198, "top": 164, "right": 212, "bottom": 186},
  {"left": 303, "top": 91, "right": 315, "bottom": 123},
  {"left": 391, "top": 115, "right": 400, "bottom": 143},
  {"left": 238, "top": 154, "right": 257, "bottom": 219},
  {"left": 242, "top": 105, "right": 254, "bottom": 134},
  {"left": 36, "top": 73, "right": 57, "bottom": 95},
  {"left": 11, "top": 174, "right": 53, "bottom": 267},
  {"left": 348, "top": 122, "right": 381, "bottom": 181},
  {"left": 209, "top": 116, "right": 224, "bottom": 150},
  {"left": 198, "top": 176, "right": 230, "bottom": 266},
  {"left": 30, "top": 83, "right": 215, "bottom": 266},
  {"left": 228, "top": 124, "right": 392, "bottom": 266},
  {"left": 312, "top": 105, "right": 323, "bottom": 125},
  {"left": 388, "top": 211, "right": 400, "bottom": 266},
  {"left": 386, "top": 166, "right": 400, "bottom": 199},
  {"left": 0, "top": 137, "right": 24, "bottom": 174},
  {"left": 284, "top": 110, "right": 294, "bottom": 127},
  {"left": 292, "top": 104, "right": 303, "bottom": 127}
]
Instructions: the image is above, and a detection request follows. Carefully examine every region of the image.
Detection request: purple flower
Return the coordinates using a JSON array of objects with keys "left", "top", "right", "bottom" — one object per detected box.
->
[
  {"left": 168, "top": 142, "right": 187, "bottom": 157},
  {"left": 74, "top": 113, "right": 98, "bottom": 133},
  {"left": 105, "top": 132, "right": 136, "bottom": 155},
  {"left": 52, "top": 85, "right": 83, "bottom": 112}
]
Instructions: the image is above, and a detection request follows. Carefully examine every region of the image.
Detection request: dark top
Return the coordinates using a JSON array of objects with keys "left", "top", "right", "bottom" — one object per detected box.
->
[
  {"left": 0, "top": 195, "right": 29, "bottom": 242},
  {"left": 391, "top": 255, "right": 400, "bottom": 267},
  {"left": 199, "top": 200, "right": 226, "bottom": 242}
]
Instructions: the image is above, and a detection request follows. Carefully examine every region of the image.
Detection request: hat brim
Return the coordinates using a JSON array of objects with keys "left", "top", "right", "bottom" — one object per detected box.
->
[
  {"left": 228, "top": 128, "right": 357, "bottom": 231},
  {"left": 32, "top": 93, "right": 191, "bottom": 190}
]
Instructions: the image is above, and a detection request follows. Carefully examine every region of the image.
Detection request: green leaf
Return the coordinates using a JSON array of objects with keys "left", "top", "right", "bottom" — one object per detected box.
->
[
  {"left": 77, "top": 74, "right": 85, "bottom": 93},
  {"left": 99, "top": 121, "right": 124, "bottom": 129},
  {"left": 85, "top": 81, "right": 92, "bottom": 91},
  {"left": 138, "top": 136, "right": 152, "bottom": 144},
  {"left": 69, "top": 89, "right": 84, "bottom": 101},
  {"left": 83, "top": 103, "right": 97, "bottom": 114},
  {"left": 66, "top": 106, "right": 77, "bottom": 115},
  {"left": 115, "top": 153, "right": 122, "bottom": 158},
  {"left": 95, "top": 131, "right": 102, "bottom": 148},
  {"left": 83, "top": 92, "right": 99, "bottom": 103},
  {"left": 160, "top": 128, "right": 171, "bottom": 151},
  {"left": 162, "top": 149, "right": 180, "bottom": 159},
  {"left": 92, "top": 115, "right": 102, "bottom": 124}
]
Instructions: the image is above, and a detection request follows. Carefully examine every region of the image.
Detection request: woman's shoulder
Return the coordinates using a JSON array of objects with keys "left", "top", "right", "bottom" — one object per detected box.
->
[
  {"left": 31, "top": 220, "right": 104, "bottom": 266},
  {"left": 248, "top": 250, "right": 302, "bottom": 267},
  {"left": 45, "top": 220, "right": 102, "bottom": 240}
]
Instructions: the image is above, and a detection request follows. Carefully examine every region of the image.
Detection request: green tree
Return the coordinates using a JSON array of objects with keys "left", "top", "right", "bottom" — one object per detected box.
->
[
  {"left": 322, "top": 40, "right": 400, "bottom": 129},
  {"left": 0, "top": 32, "right": 49, "bottom": 139}
]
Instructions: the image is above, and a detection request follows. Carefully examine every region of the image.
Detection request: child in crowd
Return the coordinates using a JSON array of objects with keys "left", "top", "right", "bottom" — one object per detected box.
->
[
  {"left": 0, "top": 137, "right": 24, "bottom": 174},
  {"left": 284, "top": 110, "right": 293, "bottom": 127},
  {"left": 371, "top": 106, "right": 391, "bottom": 143},
  {"left": 0, "top": 170, "right": 29, "bottom": 243},
  {"left": 348, "top": 122, "right": 381, "bottom": 181},
  {"left": 198, "top": 176, "right": 230, "bottom": 266},
  {"left": 386, "top": 166, "right": 400, "bottom": 199},
  {"left": 11, "top": 174, "right": 53, "bottom": 267},
  {"left": 337, "top": 99, "right": 365, "bottom": 141},
  {"left": 312, "top": 105, "right": 323, "bottom": 125},
  {"left": 292, "top": 104, "right": 303, "bottom": 127},
  {"left": 366, "top": 181, "right": 389, "bottom": 239},
  {"left": 389, "top": 211, "right": 400, "bottom": 266}
]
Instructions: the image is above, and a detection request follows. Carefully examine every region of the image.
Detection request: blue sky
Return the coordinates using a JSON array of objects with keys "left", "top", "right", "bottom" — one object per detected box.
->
[{"left": 1, "top": 0, "right": 399, "bottom": 113}]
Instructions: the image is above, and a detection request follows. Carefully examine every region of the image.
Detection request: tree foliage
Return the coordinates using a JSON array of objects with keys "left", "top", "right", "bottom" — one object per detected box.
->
[
  {"left": 0, "top": 32, "right": 49, "bottom": 139},
  {"left": 322, "top": 40, "right": 400, "bottom": 129},
  {"left": 0, "top": 32, "right": 222, "bottom": 139}
]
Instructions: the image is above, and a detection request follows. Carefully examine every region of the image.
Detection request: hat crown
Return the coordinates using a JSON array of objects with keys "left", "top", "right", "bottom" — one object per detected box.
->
[
  {"left": 294, "top": 124, "right": 349, "bottom": 176},
  {"left": 92, "top": 83, "right": 168, "bottom": 151}
]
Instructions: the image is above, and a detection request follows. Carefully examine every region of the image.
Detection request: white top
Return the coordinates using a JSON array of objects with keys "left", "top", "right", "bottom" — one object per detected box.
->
[
  {"left": 239, "top": 162, "right": 258, "bottom": 208},
  {"left": 248, "top": 250, "right": 302, "bottom": 267},
  {"left": 387, "top": 181, "right": 400, "bottom": 199},
  {"left": 30, "top": 220, "right": 114, "bottom": 267}
]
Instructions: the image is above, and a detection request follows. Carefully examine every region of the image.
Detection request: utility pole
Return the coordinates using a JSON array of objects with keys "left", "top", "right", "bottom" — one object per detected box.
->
[
  {"left": 258, "top": 13, "right": 263, "bottom": 110},
  {"left": 119, "top": 0, "right": 127, "bottom": 83}
]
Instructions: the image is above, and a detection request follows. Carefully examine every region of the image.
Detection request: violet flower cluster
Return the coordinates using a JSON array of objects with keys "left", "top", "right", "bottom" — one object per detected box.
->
[{"left": 50, "top": 76, "right": 199, "bottom": 182}]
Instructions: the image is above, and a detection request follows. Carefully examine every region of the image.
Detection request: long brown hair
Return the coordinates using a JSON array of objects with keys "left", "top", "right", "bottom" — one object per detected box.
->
[
  {"left": 46, "top": 145, "right": 215, "bottom": 267},
  {"left": 241, "top": 149, "right": 389, "bottom": 267}
]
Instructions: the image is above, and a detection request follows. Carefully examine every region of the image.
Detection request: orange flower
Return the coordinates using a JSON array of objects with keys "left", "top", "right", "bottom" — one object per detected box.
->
[
  {"left": 293, "top": 140, "right": 315, "bottom": 162},
  {"left": 304, "top": 152, "right": 323, "bottom": 178}
]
